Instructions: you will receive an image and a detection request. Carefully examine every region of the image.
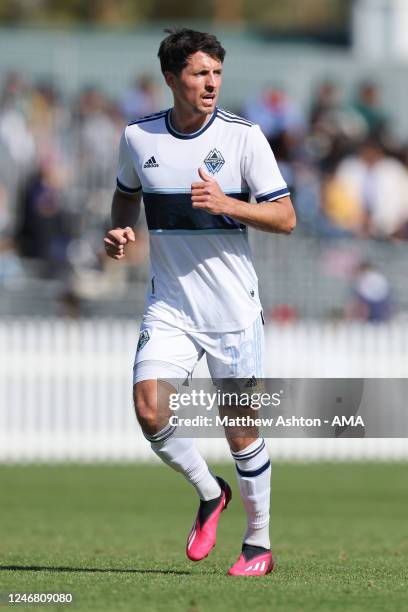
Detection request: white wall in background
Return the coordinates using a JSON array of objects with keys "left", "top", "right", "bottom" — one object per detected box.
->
[
  {"left": 353, "top": 0, "right": 408, "bottom": 60},
  {"left": 0, "top": 318, "right": 407, "bottom": 462}
]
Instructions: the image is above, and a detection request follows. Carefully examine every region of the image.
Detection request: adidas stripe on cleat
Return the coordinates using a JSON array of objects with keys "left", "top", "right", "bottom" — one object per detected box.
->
[
  {"left": 186, "top": 476, "right": 231, "bottom": 562},
  {"left": 227, "top": 546, "right": 275, "bottom": 576}
]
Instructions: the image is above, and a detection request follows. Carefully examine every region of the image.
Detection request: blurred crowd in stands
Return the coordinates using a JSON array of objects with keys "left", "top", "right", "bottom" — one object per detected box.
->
[
  {"left": 0, "top": 69, "right": 406, "bottom": 321},
  {"left": 245, "top": 80, "right": 408, "bottom": 241}
]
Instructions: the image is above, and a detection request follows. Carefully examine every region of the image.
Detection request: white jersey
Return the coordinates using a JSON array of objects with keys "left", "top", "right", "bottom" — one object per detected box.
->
[{"left": 116, "top": 107, "right": 289, "bottom": 332}]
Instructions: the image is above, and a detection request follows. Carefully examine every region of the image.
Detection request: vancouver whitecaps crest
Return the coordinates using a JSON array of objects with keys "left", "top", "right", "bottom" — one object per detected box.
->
[
  {"left": 137, "top": 329, "right": 150, "bottom": 351},
  {"left": 204, "top": 149, "right": 225, "bottom": 174}
]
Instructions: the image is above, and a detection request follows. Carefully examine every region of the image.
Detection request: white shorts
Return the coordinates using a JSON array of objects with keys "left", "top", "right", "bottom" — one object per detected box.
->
[{"left": 133, "top": 314, "right": 265, "bottom": 384}]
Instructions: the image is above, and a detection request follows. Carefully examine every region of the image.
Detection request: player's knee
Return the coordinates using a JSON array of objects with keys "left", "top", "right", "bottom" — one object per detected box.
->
[
  {"left": 133, "top": 383, "right": 159, "bottom": 434},
  {"left": 227, "top": 436, "right": 259, "bottom": 454}
]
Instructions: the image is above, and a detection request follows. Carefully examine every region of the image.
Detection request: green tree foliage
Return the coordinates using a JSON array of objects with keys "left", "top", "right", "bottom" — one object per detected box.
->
[
  {"left": 0, "top": 0, "right": 351, "bottom": 29},
  {"left": 243, "top": 0, "right": 351, "bottom": 30}
]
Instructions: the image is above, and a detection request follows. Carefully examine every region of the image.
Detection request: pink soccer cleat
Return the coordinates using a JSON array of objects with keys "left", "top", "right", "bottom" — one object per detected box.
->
[
  {"left": 227, "top": 547, "right": 275, "bottom": 576},
  {"left": 186, "top": 476, "right": 232, "bottom": 562}
]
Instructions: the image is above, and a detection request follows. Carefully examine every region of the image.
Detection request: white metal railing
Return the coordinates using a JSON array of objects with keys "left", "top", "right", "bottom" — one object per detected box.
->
[{"left": 0, "top": 318, "right": 407, "bottom": 462}]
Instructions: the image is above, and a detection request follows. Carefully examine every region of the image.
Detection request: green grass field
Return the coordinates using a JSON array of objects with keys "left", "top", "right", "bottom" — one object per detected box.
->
[{"left": 0, "top": 463, "right": 407, "bottom": 612}]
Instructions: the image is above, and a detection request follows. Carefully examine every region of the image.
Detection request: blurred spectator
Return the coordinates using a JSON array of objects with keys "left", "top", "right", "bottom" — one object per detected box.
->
[
  {"left": 310, "top": 80, "right": 339, "bottom": 128},
  {"left": 0, "top": 73, "right": 37, "bottom": 243},
  {"left": 59, "top": 289, "right": 83, "bottom": 318},
  {"left": 15, "top": 160, "right": 72, "bottom": 277},
  {"left": 0, "top": 71, "right": 35, "bottom": 164},
  {"left": 0, "top": 94, "right": 35, "bottom": 170},
  {"left": 290, "top": 161, "right": 321, "bottom": 231},
  {"left": 353, "top": 81, "right": 388, "bottom": 137},
  {"left": 242, "top": 86, "right": 306, "bottom": 156},
  {"left": 319, "top": 170, "right": 364, "bottom": 237},
  {"left": 120, "top": 75, "right": 162, "bottom": 121},
  {"left": 347, "top": 262, "right": 392, "bottom": 322},
  {"left": 335, "top": 138, "right": 408, "bottom": 238},
  {"left": 268, "top": 304, "right": 298, "bottom": 325},
  {"left": 29, "top": 80, "right": 69, "bottom": 167},
  {"left": 0, "top": 237, "right": 25, "bottom": 287},
  {"left": 0, "top": 181, "right": 11, "bottom": 237},
  {"left": 307, "top": 80, "right": 367, "bottom": 171},
  {"left": 73, "top": 87, "right": 119, "bottom": 190}
]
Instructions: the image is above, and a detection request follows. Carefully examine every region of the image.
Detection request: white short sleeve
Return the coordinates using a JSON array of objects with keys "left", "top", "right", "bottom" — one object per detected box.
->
[
  {"left": 244, "top": 125, "right": 290, "bottom": 202},
  {"left": 116, "top": 128, "right": 141, "bottom": 194}
]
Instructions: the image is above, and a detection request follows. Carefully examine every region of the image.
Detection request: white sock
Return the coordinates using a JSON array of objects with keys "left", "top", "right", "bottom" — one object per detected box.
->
[
  {"left": 231, "top": 438, "right": 271, "bottom": 549},
  {"left": 144, "top": 422, "right": 221, "bottom": 501}
]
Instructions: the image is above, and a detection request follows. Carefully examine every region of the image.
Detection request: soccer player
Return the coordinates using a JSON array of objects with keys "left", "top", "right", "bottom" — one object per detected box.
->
[{"left": 104, "top": 28, "right": 295, "bottom": 576}]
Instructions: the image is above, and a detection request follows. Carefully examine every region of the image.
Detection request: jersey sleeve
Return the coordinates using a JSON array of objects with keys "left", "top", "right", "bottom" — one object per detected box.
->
[
  {"left": 243, "top": 125, "right": 290, "bottom": 203},
  {"left": 116, "top": 128, "right": 142, "bottom": 194}
]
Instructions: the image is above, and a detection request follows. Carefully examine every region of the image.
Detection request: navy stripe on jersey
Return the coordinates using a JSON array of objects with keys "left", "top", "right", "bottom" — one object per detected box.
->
[
  {"left": 256, "top": 187, "right": 290, "bottom": 202},
  {"left": 218, "top": 107, "right": 254, "bottom": 123},
  {"left": 217, "top": 116, "right": 254, "bottom": 128},
  {"left": 128, "top": 110, "right": 168, "bottom": 126},
  {"left": 143, "top": 191, "right": 250, "bottom": 231},
  {"left": 217, "top": 109, "right": 253, "bottom": 126},
  {"left": 141, "top": 109, "right": 169, "bottom": 119},
  {"left": 165, "top": 109, "right": 217, "bottom": 139},
  {"left": 116, "top": 178, "right": 142, "bottom": 194}
]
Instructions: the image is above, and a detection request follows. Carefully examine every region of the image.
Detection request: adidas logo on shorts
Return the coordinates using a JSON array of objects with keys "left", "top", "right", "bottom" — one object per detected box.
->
[{"left": 143, "top": 155, "right": 159, "bottom": 168}]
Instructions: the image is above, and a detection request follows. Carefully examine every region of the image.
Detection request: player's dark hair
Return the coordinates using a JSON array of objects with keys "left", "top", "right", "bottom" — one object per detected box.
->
[{"left": 158, "top": 28, "right": 225, "bottom": 75}]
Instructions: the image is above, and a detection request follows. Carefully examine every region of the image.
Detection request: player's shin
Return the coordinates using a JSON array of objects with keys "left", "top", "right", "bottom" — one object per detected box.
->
[
  {"left": 144, "top": 425, "right": 221, "bottom": 500},
  {"left": 231, "top": 437, "right": 271, "bottom": 550}
]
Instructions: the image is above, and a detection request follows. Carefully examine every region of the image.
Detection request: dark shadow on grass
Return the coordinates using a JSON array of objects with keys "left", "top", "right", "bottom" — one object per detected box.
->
[{"left": 0, "top": 564, "right": 191, "bottom": 576}]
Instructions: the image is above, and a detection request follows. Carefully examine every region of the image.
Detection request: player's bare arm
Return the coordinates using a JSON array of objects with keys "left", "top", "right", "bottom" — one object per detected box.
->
[
  {"left": 191, "top": 167, "right": 296, "bottom": 234},
  {"left": 104, "top": 189, "right": 141, "bottom": 259}
]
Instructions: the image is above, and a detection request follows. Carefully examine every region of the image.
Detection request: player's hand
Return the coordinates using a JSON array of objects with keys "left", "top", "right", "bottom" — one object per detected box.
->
[
  {"left": 104, "top": 226, "right": 135, "bottom": 260},
  {"left": 191, "top": 167, "right": 230, "bottom": 215}
]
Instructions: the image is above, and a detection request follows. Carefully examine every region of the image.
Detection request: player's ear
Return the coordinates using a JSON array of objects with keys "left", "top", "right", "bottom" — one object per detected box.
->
[{"left": 164, "top": 71, "right": 176, "bottom": 89}]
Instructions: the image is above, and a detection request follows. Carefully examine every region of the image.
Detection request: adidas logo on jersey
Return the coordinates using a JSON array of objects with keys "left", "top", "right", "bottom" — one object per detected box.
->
[{"left": 143, "top": 156, "right": 159, "bottom": 168}]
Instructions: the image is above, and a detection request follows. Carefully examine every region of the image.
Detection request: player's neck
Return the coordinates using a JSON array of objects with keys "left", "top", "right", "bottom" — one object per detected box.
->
[{"left": 170, "top": 106, "right": 213, "bottom": 134}]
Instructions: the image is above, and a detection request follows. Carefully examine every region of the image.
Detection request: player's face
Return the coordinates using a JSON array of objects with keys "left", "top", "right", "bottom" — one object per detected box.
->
[{"left": 165, "top": 51, "right": 223, "bottom": 116}]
